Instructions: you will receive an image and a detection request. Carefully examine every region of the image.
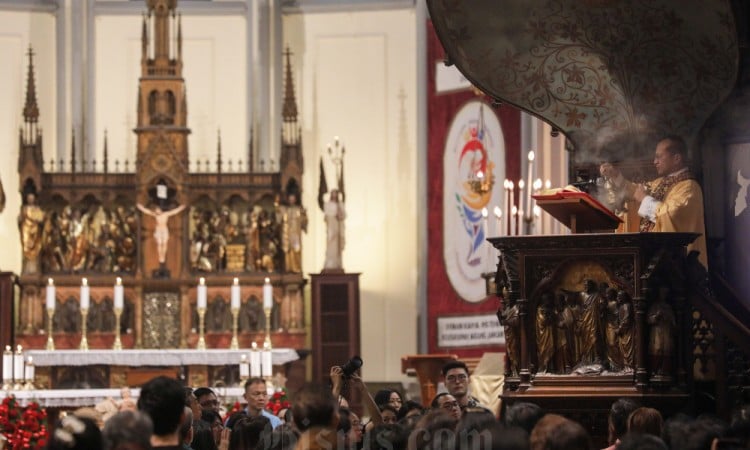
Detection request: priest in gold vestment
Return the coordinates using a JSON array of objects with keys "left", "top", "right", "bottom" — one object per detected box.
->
[{"left": 601, "top": 136, "right": 708, "bottom": 268}]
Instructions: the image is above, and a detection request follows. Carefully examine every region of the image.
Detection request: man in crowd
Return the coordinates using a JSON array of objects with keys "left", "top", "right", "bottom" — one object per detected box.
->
[
  {"left": 600, "top": 135, "right": 708, "bottom": 267},
  {"left": 441, "top": 360, "right": 486, "bottom": 412},
  {"left": 243, "top": 377, "right": 282, "bottom": 429},
  {"left": 137, "top": 376, "right": 186, "bottom": 449},
  {"left": 194, "top": 387, "right": 220, "bottom": 415},
  {"left": 292, "top": 383, "right": 341, "bottom": 450}
]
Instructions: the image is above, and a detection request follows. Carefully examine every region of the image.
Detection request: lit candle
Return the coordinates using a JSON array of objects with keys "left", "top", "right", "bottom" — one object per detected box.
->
[
  {"left": 534, "top": 178, "right": 543, "bottom": 192},
  {"left": 261, "top": 350, "right": 273, "bottom": 377},
  {"left": 2, "top": 346, "right": 11, "bottom": 382},
  {"left": 197, "top": 277, "right": 207, "bottom": 310},
  {"left": 80, "top": 278, "right": 90, "bottom": 310},
  {"left": 263, "top": 278, "right": 273, "bottom": 310},
  {"left": 493, "top": 206, "right": 503, "bottom": 236},
  {"left": 239, "top": 354, "right": 250, "bottom": 378},
  {"left": 511, "top": 206, "right": 518, "bottom": 236},
  {"left": 509, "top": 181, "right": 516, "bottom": 234},
  {"left": 545, "top": 179, "right": 552, "bottom": 190},
  {"left": 526, "top": 151, "right": 535, "bottom": 219},
  {"left": 46, "top": 278, "right": 56, "bottom": 311},
  {"left": 114, "top": 277, "right": 124, "bottom": 310},
  {"left": 13, "top": 345, "right": 23, "bottom": 382},
  {"left": 250, "top": 342, "right": 261, "bottom": 377},
  {"left": 24, "top": 356, "right": 34, "bottom": 383},
  {"left": 503, "top": 180, "right": 510, "bottom": 232},
  {"left": 518, "top": 180, "right": 525, "bottom": 224},
  {"left": 231, "top": 278, "right": 241, "bottom": 310}
]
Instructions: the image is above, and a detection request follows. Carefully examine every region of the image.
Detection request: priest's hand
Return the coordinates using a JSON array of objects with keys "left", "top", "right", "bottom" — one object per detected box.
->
[{"left": 634, "top": 184, "right": 647, "bottom": 202}]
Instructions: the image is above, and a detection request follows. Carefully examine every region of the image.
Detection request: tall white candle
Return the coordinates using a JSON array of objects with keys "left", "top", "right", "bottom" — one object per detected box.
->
[
  {"left": 493, "top": 206, "right": 503, "bottom": 236},
  {"left": 503, "top": 180, "right": 510, "bottom": 234},
  {"left": 250, "top": 343, "right": 261, "bottom": 377},
  {"left": 80, "top": 278, "right": 90, "bottom": 310},
  {"left": 46, "top": 278, "right": 56, "bottom": 310},
  {"left": 13, "top": 346, "right": 24, "bottom": 382},
  {"left": 263, "top": 278, "right": 273, "bottom": 310},
  {"left": 239, "top": 354, "right": 250, "bottom": 378},
  {"left": 511, "top": 206, "right": 518, "bottom": 236},
  {"left": 197, "top": 277, "right": 207, "bottom": 310},
  {"left": 231, "top": 278, "right": 241, "bottom": 310},
  {"left": 2, "top": 346, "right": 11, "bottom": 381},
  {"left": 526, "top": 151, "right": 535, "bottom": 220},
  {"left": 24, "top": 356, "right": 34, "bottom": 382},
  {"left": 114, "top": 277, "right": 124, "bottom": 310},
  {"left": 518, "top": 180, "right": 525, "bottom": 224},
  {"left": 261, "top": 350, "right": 273, "bottom": 377}
]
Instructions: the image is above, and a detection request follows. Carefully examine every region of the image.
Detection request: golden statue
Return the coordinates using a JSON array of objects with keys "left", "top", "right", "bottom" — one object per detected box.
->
[
  {"left": 18, "top": 192, "right": 45, "bottom": 274},
  {"left": 280, "top": 193, "right": 308, "bottom": 273}
]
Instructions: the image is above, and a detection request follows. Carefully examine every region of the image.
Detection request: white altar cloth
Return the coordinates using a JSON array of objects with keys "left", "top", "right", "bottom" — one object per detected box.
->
[
  {"left": 26, "top": 349, "right": 299, "bottom": 367},
  {"left": 0, "top": 387, "right": 245, "bottom": 408}
]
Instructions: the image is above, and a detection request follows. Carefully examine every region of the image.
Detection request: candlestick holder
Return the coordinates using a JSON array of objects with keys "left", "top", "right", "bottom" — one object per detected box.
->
[
  {"left": 197, "top": 307, "right": 207, "bottom": 350},
  {"left": 113, "top": 307, "right": 123, "bottom": 350},
  {"left": 46, "top": 308, "right": 55, "bottom": 351},
  {"left": 24, "top": 358, "right": 35, "bottom": 390},
  {"left": 263, "top": 307, "right": 272, "bottom": 349},
  {"left": 230, "top": 308, "right": 240, "bottom": 350},
  {"left": 79, "top": 308, "right": 89, "bottom": 351}
]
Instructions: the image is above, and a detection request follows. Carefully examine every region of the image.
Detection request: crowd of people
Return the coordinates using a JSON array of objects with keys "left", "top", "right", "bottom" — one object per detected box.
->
[{"left": 44, "top": 360, "right": 749, "bottom": 450}]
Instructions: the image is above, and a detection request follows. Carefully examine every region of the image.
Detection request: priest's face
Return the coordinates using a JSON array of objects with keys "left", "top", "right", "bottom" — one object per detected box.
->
[{"left": 653, "top": 140, "right": 683, "bottom": 176}]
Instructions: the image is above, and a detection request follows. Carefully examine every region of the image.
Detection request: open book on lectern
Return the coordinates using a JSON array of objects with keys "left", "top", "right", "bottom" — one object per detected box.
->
[{"left": 532, "top": 187, "right": 623, "bottom": 233}]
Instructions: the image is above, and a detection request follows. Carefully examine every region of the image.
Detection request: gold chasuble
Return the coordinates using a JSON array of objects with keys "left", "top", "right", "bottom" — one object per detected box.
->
[{"left": 642, "top": 173, "right": 708, "bottom": 268}]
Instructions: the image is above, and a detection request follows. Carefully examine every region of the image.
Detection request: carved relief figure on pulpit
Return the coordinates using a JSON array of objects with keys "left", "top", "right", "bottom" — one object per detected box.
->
[
  {"left": 647, "top": 287, "right": 676, "bottom": 377},
  {"left": 280, "top": 193, "right": 308, "bottom": 273},
  {"left": 603, "top": 288, "right": 623, "bottom": 371},
  {"left": 563, "top": 292, "right": 582, "bottom": 366},
  {"left": 499, "top": 295, "right": 520, "bottom": 376},
  {"left": 577, "top": 279, "right": 604, "bottom": 367},
  {"left": 616, "top": 290, "right": 635, "bottom": 371},
  {"left": 536, "top": 293, "right": 556, "bottom": 373},
  {"left": 555, "top": 294, "right": 574, "bottom": 373},
  {"left": 137, "top": 203, "right": 186, "bottom": 265},
  {"left": 18, "top": 191, "right": 45, "bottom": 274}
]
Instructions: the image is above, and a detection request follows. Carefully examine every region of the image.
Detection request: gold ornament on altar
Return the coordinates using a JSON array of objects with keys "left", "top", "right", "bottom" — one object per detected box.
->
[{"left": 468, "top": 170, "right": 494, "bottom": 196}]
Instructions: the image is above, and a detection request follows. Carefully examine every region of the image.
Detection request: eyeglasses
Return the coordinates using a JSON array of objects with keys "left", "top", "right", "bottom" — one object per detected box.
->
[
  {"left": 440, "top": 401, "right": 460, "bottom": 410},
  {"left": 446, "top": 374, "right": 468, "bottom": 383}
]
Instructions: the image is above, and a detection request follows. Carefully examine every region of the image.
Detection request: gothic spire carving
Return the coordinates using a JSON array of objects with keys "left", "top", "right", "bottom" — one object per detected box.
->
[
  {"left": 23, "top": 46, "right": 39, "bottom": 125},
  {"left": 282, "top": 46, "right": 298, "bottom": 123}
]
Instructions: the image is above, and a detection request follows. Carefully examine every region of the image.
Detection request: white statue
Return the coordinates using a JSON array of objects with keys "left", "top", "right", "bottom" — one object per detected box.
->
[
  {"left": 137, "top": 203, "right": 186, "bottom": 265},
  {"left": 323, "top": 189, "right": 346, "bottom": 271}
]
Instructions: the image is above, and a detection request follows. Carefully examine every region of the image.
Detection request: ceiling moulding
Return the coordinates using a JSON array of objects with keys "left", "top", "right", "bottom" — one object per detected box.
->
[
  {"left": 94, "top": 1, "right": 247, "bottom": 16},
  {"left": 427, "top": 0, "right": 739, "bottom": 161},
  {"left": 0, "top": 0, "right": 56, "bottom": 13},
  {"left": 281, "top": 0, "right": 414, "bottom": 14}
]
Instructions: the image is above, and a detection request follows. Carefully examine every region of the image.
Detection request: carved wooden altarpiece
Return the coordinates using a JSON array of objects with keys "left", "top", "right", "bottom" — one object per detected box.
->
[{"left": 12, "top": 0, "right": 308, "bottom": 387}]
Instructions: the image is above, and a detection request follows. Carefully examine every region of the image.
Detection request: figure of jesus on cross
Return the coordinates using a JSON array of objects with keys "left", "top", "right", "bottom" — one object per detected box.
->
[{"left": 137, "top": 203, "right": 186, "bottom": 265}]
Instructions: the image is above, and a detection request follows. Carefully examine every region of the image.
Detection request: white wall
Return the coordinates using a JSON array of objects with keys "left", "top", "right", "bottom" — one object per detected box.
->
[
  {"left": 0, "top": 10, "right": 56, "bottom": 274},
  {"left": 285, "top": 9, "right": 419, "bottom": 381}
]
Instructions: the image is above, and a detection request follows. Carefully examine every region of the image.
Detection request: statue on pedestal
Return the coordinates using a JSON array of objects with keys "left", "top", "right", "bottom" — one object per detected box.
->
[
  {"left": 18, "top": 191, "right": 45, "bottom": 274},
  {"left": 616, "top": 290, "right": 635, "bottom": 371},
  {"left": 323, "top": 189, "right": 346, "bottom": 272},
  {"left": 647, "top": 287, "right": 676, "bottom": 377},
  {"left": 280, "top": 193, "right": 308, "bottom": 273}
]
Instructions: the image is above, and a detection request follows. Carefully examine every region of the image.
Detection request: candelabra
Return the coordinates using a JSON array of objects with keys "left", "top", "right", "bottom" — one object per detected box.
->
[
  {"left": 230, "top": 308, "right": 240, "bottom": 350},
  {"left": 79, "top": 308, "right": 89, "bottom": 351},
  {"left": 113, "top": 308, "right": 123, "bottom": 350},
  {"left": 46, "top": 308, "right": 55, "bottom": 351},
  {"left": 196, "top": 307, "right": 207, "bottom": 350}
]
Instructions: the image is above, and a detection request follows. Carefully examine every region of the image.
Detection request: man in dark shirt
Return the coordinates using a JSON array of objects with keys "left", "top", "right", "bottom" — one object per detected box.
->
[{"left": 138, "top": 376, "right": 186, "bottom": 449}]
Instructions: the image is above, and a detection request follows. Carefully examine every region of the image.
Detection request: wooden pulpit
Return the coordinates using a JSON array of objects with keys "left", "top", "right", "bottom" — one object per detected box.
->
[{"left": 401, "top": 354, "right": 458, "bottom": 407}]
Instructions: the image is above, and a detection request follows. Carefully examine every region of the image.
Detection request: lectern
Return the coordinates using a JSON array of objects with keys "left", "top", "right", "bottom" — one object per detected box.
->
[
  {"left": 533, "top": 190, "right": 622, "bottom": 233},
  {"left": 401, "top": 354, "right": 458, "bottom": 407}
]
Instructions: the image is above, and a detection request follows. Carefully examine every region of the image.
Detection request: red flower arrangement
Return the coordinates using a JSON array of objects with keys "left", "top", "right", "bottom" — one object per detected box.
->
[
  {"left": 265, "top": 388, "right": 290, "bottom": 416},
  {"left": 0, "top": 396, "right": 48, "bottom": 450}
]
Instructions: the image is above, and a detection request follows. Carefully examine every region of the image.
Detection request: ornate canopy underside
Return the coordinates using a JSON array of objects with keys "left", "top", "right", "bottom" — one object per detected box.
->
[{"left": 427, "top": 0, "right": 739, "bottom": 161}]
